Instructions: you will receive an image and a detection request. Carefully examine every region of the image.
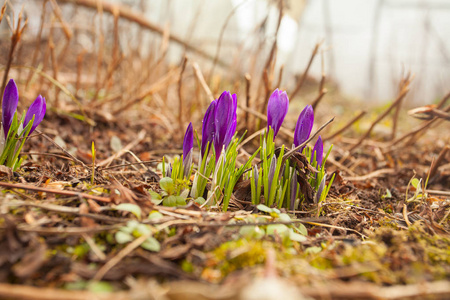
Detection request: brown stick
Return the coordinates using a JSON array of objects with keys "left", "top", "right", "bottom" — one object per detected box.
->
[
  {"left": 428, "top": 145, "right": 450, "bottom": 179},
  {"left": 260, "top": 0, "right": 283, "bottom": 114},
  {"left": 1, "top": 10, "right": 27, "bottom": 97},
  {"left": 324, "top": 110, "right": 366, "bottom": 141},
  {"left": 26, "top": 0, "right": 47, "bottom": 88},
  {"left": 245, "top": 73, "right": 251, "bottom": 130},
  {"left": 208, "top": 0, "right": 249, "bottom": 81},
  {"left": 49, "top": 0, "right": 73, "bottom": 39},
  {"left": 283, "top": 117, "right": 335, "bottom": 163},
  {"left": 0, "top": 182, "right": 111, "bottom": 203},
  {"left": 178, "top": 56, "right": 188, "bottom": 133},
  {"left": 389, "top": 104, "right": 450, "bottom": 148},
  {"left": 311, "top": 88, "right": 327, "bottom": 110},
  {"left": 58, "top": 0, "right": 227, "bottom": 66},
  {"left": 390, "top": 73, "right": 410, "bottom": 140},
  {"left": 349, "top": 76, "right": 412, "bottom": 152},
  {"left": 290, "top": 42, "right": 321, "bottom": 100}
]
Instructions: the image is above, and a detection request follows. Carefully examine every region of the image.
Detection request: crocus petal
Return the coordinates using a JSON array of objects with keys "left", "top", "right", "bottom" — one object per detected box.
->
[
  {"left": 313, "top": 136, "right": 323, "bottom": 167},
  {"left": 267, "top": 89, "right": 289, "bottom": 139},
  {"left": 182, "top": 123, "right": 194, "bottom": 178},
  {"left": 214, "top": 91, "right": 237, "bottom": 159},
  {"left": 293, "top": 105, "right": 314, "bottom": 151},
  {"left": 201, "top": 100, "right": 216, "bottom": 157},
  {"left": 2, "top": 79, "right": 19, "bottom": 138},
  {"left": 24, "top": 95, "right": 46, "bottom": 136},
  {"left": 223, "top": 118, "right": 236, "bottom": 149},
  {"left": 183, "top": 122, "right": 194, "bottom": 161}
]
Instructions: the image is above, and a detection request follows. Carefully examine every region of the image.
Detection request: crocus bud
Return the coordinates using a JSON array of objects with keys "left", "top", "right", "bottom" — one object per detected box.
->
[
  {"left": 183, "top": 122, "right": 193, "bottom": 178},
  {"left": 165, "top": 162, "right": 172, "bottom": 178},
  {"left": 24, "top": 95, "right": 46, "bottom": 136},
  {"left": 201, "top": 100, "right": 216, "bottom": 157},
  {"left": 315, "top": 174, "right": 326, "bottom": 204},
  {"left": 313, "top": 136, "right": 323, "bottom": 167},
  {"left": 293, "top": 105, "right": 314, "bottom": 152},
  {"left": 290, "top": 170, "right": 297, "bottom": 210},
  {"left": 267, "top": 89, "right": 289, "bottom": 139},
  {"left": 267, "top": 154, "right": 277, "bottom": 196},
  {"left": 2, "top": 79, "right": 19, "bottom": 138},
  {"left": 253, "top": 165, "right": 259, "bottom": 187},
  {"left": 214, "top": 91, "right": 237, "bottom": 160}
]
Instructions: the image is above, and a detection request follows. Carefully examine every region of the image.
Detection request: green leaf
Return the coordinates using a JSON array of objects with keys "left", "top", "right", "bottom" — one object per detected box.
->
[
  {"left": 87, "top": 281, "right": 114, "bottom": 293},
  {"left": 239, "top": 225, "right": 265, "bottom": 239},
  {"left": 305, "top": 246, "right": 322, "bottom": 254},
  {"left": 135, "top": 224, "right": 151, "bottom": 236},
  {"left": 163, "top": 195, "right": 177, "bottom": 207},
  {"left": 289, "top": 229, "right": 307, "bottom": 242},
  {"left": 257, "top": 204, "right": 272, "bottom": 213},
  {"left": 266, "top": 224, "right": 289, "bottom": 236},
  {"left": 411, "top": 178, "right": 420, "bottom": 189},
  {"left": 141, "top": 237, "right": 160, "bottom": 252},
  {"left": 278, "top": 213, "right": 291, "bottom": 222},
  {"left": 115, "top": 231, "right": 133, "bottom": 244},
  {"left": 148, "top": 211, "right": 164, "bottom": 220},
  {"left": 295, "top": 223, "right": 308, "bottom": 236},
  {"left": 194, "top": 197, "right": 206, "bottom": 205},
  {"left": 175, "top": 196, "right": 187, "bottom": 206},
  {"left": 160, "top": 177, "right": 175, "bottom": 194},
  {"left": 114, "top": 203, "right": 142, "bottom": 220}
]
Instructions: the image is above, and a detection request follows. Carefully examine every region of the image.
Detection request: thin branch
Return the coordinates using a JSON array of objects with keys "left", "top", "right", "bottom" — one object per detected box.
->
[
  {"left": 324, "top": 111, "right": 366, "bottom": 141},
  {"left": 283, "top": 117, "right": 335, "bottom": 162},
  {"left": 0, "top": 182, "right": 111, "bottom": 203},
  {"left": 58, "top": 0, "right": 228, "bottom": 66},
  {"left": 290, "top": 42, "right": 321, "bottom": 100},
  {"left": 349, "top": 76, "right": 412, "bottom": 152}
]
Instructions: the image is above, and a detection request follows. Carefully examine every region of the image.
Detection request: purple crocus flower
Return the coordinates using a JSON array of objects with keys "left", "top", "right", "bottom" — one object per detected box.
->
[
  {"left": 201, "top": 100, "right": 216, "bottom": 157},
  {"left": 24, "top": 95, "right": 46, "bottom": 136},
  {"left": 214, "top": 91, "right": 237, "bottom": 160},
  {"left": 313, "top": 136, "right": 323, "bottom": 167},
  {"left": 183, "top": 122, "right": 193, "bottom": 177},
  {"left": 293, "top": 105, "right": 314, "bottom": 152},
  {"left": 2, "top": 79, "right": 19, "bottom": 138},
  {"left": 267, "top": 89, "right": 289, "bottom": 139}
]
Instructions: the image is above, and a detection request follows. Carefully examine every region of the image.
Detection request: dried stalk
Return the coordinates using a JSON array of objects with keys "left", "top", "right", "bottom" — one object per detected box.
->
[
  {"left": 178, "top": 56, "right": 188, "bottom": 132},
  {"left": 324, "top": 111, "right": 366, "bottom": 141},
  {"left": 1, "top": 9, "right": 27, "bottom": 97},
  {"left": 26, "top": 0, "right": 48, "bottom": 88},
  {"left": 58, "top": 0, "right": 227, "bottom": 66},
  {"left": 290, "top": 42, "right": 321, "bottom": 100},
  {"left": 349, "top": 76, "right": 412, "bottom": 152}
]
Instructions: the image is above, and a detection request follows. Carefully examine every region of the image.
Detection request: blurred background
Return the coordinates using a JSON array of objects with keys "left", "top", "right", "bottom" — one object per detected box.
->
[
  {"left": 8, "top": 0, "right": 447, "bottom": 104},
  {"left": 1, "top": 0, "right": 449, "bottom": 124}
]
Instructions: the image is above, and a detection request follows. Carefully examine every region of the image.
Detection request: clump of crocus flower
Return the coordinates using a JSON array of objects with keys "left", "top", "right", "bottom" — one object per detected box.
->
[
  {"left": 161, "top": 87, "right": 333, "bottom": 212},
  {"left": 0, "top": 79, "right": 46, "bottom": 171}
]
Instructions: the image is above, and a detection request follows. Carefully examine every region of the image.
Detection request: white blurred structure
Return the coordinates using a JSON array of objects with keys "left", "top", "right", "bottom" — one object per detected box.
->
[
  {"left": 141, "top": 0, "right": 449, "bottom": 104},
  {"left": 11, "top": 0, "right": 450, "bottom": 103}
]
